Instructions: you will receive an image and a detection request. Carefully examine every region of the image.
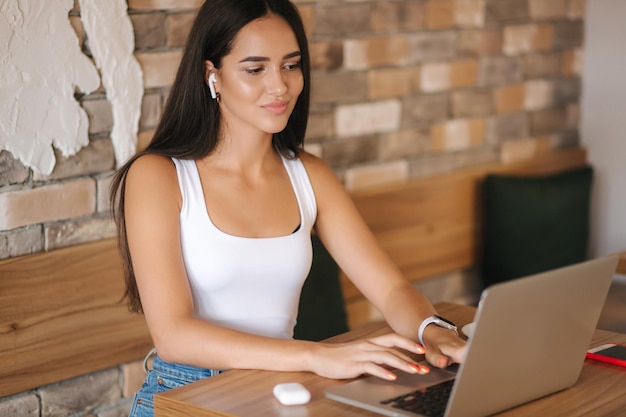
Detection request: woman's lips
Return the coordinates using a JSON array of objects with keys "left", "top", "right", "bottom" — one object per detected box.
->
[{"left": 262, "top": 101, "right": 289, "bottom": 115}]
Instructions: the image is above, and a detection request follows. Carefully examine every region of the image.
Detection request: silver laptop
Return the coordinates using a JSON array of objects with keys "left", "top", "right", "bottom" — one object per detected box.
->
[{"left": 325, "top": 255, "right": 619, "bottom": 417}]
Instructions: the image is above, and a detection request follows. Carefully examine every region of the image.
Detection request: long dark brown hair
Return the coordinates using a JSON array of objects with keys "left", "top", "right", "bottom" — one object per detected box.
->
[{"left": 110, "top": 0, "right": 311, "bottom": 313}]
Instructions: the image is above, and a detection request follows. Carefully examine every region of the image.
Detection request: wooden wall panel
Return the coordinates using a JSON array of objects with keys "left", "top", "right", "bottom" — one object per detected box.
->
[{"left": 0, "top": 239, "right": 153, "bottom": 397}]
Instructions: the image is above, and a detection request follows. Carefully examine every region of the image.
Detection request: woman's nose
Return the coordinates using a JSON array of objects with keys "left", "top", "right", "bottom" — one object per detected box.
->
[{"left": 266, "top": 70, "right": 288, "bottom": 96}]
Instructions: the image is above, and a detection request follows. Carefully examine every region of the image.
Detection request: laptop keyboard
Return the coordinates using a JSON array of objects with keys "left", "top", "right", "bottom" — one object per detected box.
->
[{"left": 380, "top": 379, "right": 454, "bottom": 417}]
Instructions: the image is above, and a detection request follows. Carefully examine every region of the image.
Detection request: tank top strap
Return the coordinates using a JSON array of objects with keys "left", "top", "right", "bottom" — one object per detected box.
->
[
  {"left": 280, "top": 155, "right": 317, "bottom": 230},
  {"left": 171, "top": 158, "right": 206, "bottom": 225}
]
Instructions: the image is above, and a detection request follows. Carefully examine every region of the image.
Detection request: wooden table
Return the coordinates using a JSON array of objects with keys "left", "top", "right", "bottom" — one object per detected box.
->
[{"left": 155, "top": 302, "right": 626, "bottom": 417}]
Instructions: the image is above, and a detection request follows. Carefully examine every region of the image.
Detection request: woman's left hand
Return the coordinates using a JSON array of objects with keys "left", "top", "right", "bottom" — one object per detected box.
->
[{"left": 422, "top": 327, "right": 468, "bottom": 368}]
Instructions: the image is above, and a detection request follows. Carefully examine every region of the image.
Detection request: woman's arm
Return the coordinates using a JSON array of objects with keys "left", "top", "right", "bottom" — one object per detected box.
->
[
  {"left": 300, "top": 153, "right": 466, "bottom": 368},
  {"left": 123, "top": 154, "right": 428, "bottom": 380}
]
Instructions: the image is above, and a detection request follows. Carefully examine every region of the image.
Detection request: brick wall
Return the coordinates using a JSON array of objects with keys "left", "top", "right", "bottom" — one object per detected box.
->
[{"left": 0, "top": 0, "right": 586, "bottom": 414}]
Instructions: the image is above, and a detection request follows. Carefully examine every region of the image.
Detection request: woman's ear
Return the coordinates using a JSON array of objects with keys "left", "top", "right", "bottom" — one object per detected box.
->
[
  {"left": 204, "top": 61, "right": 219, "bottom": 99},
  {"left": 203, "top": 60, "right": 216, "bottom": 86}
]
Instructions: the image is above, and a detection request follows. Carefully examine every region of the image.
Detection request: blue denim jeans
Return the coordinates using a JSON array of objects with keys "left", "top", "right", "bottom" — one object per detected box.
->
[{"left": 128, "top": 349, "right": 223, "bottom": 417}]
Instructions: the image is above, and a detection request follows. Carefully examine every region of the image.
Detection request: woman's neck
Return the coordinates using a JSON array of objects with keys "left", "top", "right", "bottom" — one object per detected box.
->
[{"left": 201, "top": 130, "right": 279, "bottom": 177}]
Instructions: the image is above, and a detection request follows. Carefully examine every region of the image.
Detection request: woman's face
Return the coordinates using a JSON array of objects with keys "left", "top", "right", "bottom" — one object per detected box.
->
[{"left": 208, "top": 14, "right": 304, "bottom": 138}]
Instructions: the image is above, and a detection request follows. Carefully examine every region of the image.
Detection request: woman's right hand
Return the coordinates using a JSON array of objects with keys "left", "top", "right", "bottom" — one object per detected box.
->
[{"left": 307, "top": 333, "right": 430, "bottom": 381}]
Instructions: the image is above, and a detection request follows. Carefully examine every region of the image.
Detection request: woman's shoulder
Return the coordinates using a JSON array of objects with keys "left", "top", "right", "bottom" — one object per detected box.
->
[
  {"left": 126, "top": 153, "right": 179, "bottom": 192},
  {"left": 124, "top": 153, "right": 183, "bottom": 210},
  {"left": 128, "top": 153, "right": 176, "bottom": 178},
  {"left": 298, "top": 151, "right": 332, "bottom": 178},
  {"left": 298, "top": 151, "right": 345, "bottom": 196}
]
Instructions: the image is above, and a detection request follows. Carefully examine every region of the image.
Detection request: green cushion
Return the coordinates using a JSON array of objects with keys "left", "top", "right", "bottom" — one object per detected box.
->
[
  {"left": 480, "top": 166, "right": 593, "bottom": 287},
  {"left": 293, "top": 235, "right": 349, "bottom": 341}
]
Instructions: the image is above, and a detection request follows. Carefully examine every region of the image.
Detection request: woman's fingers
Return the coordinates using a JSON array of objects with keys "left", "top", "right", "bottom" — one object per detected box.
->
[
  {"left": 350, "top": 356, "right": 430, "bottom": 381},
  {"left": 366, "top": 333, "right": 426, "bottom": 355},
  {"left": 355, "top": 335, "right": 430, "bottom": 375},
  {"left": 425, "top": 351, "right": 451, "bottom": 368},
  {"left": 311, "top": 333, "right": 431, "bottom": 380},
  {"left": 424, "top": 340, "right": 467, "bottom": 368},
  {"left": 439, "top": 341, "right": 467, "bottom": 364},
  {"left": 360, "top": 362, "right": 403, "bottom": 381}
]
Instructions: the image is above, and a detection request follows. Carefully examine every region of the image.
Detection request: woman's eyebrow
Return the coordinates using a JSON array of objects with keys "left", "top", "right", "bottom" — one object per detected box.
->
[
  {"left": 283, "top": 51, "right": 302, "bottom": 59},
  {"left": 238, "top": 51, "right": 301, "bottom": 63}
]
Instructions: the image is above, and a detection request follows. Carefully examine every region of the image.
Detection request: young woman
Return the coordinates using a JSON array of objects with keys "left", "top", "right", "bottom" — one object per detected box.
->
[{"left": 110, "top": 1, "right": 466, "bottom": 415}]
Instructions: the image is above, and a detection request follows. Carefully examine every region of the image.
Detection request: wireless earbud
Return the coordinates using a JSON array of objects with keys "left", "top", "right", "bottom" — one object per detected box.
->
[{"left": 208, "top": 73, "right": 217, "bottom": 99}]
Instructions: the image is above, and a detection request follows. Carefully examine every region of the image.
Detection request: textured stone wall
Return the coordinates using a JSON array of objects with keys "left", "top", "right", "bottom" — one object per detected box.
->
[{"left": 0, "top": 0, "right": 586, "bottom": 414}]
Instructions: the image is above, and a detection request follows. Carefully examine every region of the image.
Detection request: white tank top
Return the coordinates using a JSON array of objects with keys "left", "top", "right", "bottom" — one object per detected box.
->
[{"left": 172, "top": 155, "right": 317, "bottom": 339}]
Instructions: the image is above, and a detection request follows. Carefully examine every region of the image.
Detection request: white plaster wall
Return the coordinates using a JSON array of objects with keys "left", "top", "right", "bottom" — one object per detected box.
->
[
  {"left": 0, "top": 0, "right": 100, "bottom": 175},
  {"left": 79, "top": 0, "right": 143, "bottom": 168},
  {"left": 580, "top": 0, "right": 626, "bottom": 256},
  {"left": 0, "top": 0, "right": 142, "bottom": 175}
]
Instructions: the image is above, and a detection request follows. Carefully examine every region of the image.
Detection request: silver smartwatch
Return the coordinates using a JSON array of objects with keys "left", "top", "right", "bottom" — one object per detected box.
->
[{"left": 418, "top": 315, "right": 458, "bottom": 346}]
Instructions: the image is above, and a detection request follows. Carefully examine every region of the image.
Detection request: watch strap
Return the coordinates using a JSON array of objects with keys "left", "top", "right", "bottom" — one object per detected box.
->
[{"left": 418, "top": 314, "right": 458, "bottom": 346}]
